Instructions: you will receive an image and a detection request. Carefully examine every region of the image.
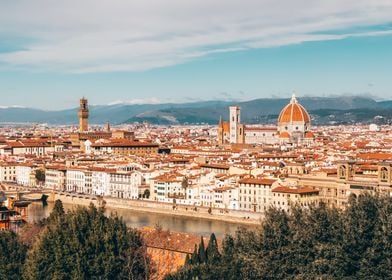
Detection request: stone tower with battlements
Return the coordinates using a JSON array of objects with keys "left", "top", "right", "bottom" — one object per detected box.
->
[{"left": 78, "top": 98, "right": 89, "bottom": 132}]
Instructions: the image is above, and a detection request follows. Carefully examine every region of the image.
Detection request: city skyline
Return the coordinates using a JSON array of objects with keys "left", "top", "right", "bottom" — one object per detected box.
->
[
  {"left": 0, "top": 1, "right": 392, "bottom": 109},
  {"left": 1, "top": 2, "right": 392, "bottom": 279}
]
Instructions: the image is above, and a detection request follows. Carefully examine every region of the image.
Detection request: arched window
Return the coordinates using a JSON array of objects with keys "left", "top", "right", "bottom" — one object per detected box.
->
[
  {"left": 380, "top": 167, "right": 388, "bottom": 182},
  {"left": 339, "top": 165, "right": 347, "bottom": 179}
]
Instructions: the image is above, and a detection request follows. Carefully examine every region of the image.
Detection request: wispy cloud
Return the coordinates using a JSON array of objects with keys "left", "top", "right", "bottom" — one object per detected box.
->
[
  {"left": 108, "top": 98, "right": 162, "bottom": 106},
  {"left": 0, "top": 0, "right": 391, "bottom": 73},
  {"left": 0, "top": 105, "right": 26, "bottom": 109}
]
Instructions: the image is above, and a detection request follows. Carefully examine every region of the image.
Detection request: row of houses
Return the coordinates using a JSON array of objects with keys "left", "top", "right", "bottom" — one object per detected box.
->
[
  {"left": 46, "top": 165, "right": 147, "bottom": 199},
  {"left": 149, "top": 170, "right": 319, "bottom": 212},
  {"left": 0, "top": 163, "right": 39, "bottom": 187},
  {"left": 1, "top": 159, "right": 321, "bottom": 213}
]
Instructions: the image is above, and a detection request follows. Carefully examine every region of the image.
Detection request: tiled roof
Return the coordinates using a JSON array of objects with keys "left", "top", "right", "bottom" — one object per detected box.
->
[
  {"left": 239, "top": 178, "right": 276, "bottom": 185},
  {"left": 272, "top": 186, "right": 319, "bottom": 195}
]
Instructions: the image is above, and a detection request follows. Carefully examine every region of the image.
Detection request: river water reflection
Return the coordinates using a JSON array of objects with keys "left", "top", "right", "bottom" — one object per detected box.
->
[{"left": 28, "top": 202, "right": 256, "bottom": 238}]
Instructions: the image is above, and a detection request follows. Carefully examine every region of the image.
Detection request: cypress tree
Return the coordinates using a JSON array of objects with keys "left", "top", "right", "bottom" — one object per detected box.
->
[
  {"left": 184, "top": 253, "right": 191, "bottom": 265},
  {"left": 198, "top": 236, "right": 207, "bottom": 264},
  {"left": 191, "top": 244, "right": 199, "bottom": 264},
  {"left": 47, "top": 199, "right": 65, "bottom": 226},
  {"left": 206, "top": 233, "right": 220, "bottom": 264},
  {"left": 166, "top": 195, "right": 392, "bottom": 280}
]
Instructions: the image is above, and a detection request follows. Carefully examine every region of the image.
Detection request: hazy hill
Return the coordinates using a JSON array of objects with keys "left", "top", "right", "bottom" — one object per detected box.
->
[
  {"left": 125, "top": 96, "right": 389, "bottom": 125},
  {"left": 0, "top": 96, "right": 390, "bottom": 125}
]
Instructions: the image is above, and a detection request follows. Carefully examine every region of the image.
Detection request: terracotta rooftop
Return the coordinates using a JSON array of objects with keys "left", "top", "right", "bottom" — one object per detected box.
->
[
  {"left": 239, "top": 178, "right": 276, "bottom": 185},
  {"left": 272, "top": 186, "right": 319, "bottom": 195}
]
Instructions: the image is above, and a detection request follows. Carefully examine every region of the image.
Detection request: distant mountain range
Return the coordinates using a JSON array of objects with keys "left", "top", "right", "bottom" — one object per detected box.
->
[{"left": 0, "top": 96, "right": 391, "bottom": 125}]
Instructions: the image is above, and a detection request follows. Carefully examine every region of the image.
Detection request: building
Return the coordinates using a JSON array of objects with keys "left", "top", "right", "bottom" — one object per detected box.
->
[
  {"left": 271, "top": 186, "right": 319, "bottom": 211},
  {"left": 238, "top": 178, "right": 277, "bottom": 212},
  {"left": 70, "top": 98, "right": 112, "bottom": 149},
  {"left": 217, "top": 116, "right": 230, "bottom": 146},
  {"left": 70, "top": 98, "right": 141, "bottom": 152},
  {"left": 78, "top": 98, "right": 89, "bottom": 132},
  {"left": 283, "top": 161, "right": 392, "bottom": 209},
  {"left": 16, "top": 164, "right": 36, "bottom": 187},
  {"left": 0, "top": 140, "right": 54, "bottom": 156},
  {"left": 217, "top": 94, "right": 315, "bottom": 145},
  {"left": 229, "top": 106, "right": 245, "bottom": 144},
  {"left": 0, "top": 204, "right": 10, "bottom": 230},
  {"left": 0, "top": 164, "right": 17, "bottom": 182},
  {"left": 91, "top": 169, "right": 111, "bottom": 196},
  {"left": 277, "top": 94, "right": 312, "bottom": 144},
  {"left": 45, "top": 166, "right": 66, "bottom": 191},
  {"left": 212, "top": 186, "right": 239, "bottom": 209},
  {"left": 109, "top": 171, "right": 144, "bottom": 199},
  {"left": 66, "top": 168, "right": 92, "bottom": 194},
  {"left": 152, "top": 174, "right": 185, "bottom": 202},
  {"left": 90, "top": 139, "right": 159, "bottom": 156}
]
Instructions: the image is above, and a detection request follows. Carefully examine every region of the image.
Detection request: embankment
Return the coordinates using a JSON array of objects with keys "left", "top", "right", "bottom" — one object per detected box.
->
[{"left": 53, "top": 192, "right": 262, "bottom": 226}]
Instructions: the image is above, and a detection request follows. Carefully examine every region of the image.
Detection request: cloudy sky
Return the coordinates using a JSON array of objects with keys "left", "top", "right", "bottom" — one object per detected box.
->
[{"left": 0, "top": 0, "right": 391, "bottom": 109}]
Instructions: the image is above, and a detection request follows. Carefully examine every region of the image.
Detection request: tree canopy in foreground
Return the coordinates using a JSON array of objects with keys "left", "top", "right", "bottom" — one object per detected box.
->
[
  {"left": 0, "top": 230, "right": 28, "bottom": 280},
  {"left": 24, "top": 200, "right": 151, "bottom": 280},
  {"left": 166, "top": 194, "right": 392, "bottom": 280}
]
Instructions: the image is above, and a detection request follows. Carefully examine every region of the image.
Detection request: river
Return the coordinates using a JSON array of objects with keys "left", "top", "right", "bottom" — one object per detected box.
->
[{"left": 27, "top": 202, "right": 257, "bottom": 238}]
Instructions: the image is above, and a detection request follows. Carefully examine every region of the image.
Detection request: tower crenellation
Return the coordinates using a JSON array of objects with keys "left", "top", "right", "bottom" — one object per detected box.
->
[{"left": 78, "top": 98, "right": 89, "bottom": 132}]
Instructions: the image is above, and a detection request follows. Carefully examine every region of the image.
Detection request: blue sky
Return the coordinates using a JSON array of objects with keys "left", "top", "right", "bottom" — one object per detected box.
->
[{"left": 0, "top": 0, "right": 391, "bottom": 109}]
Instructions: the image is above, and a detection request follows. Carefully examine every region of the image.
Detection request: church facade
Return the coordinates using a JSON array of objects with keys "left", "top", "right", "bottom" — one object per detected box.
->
[{"left": 217, "top": 95, "right": 315, "bottom": 145}]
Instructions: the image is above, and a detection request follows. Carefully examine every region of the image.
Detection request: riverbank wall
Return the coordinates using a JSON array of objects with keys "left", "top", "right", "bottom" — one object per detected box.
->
[{"left": 53, "top": 192, "right": 262, "bottom": 226}]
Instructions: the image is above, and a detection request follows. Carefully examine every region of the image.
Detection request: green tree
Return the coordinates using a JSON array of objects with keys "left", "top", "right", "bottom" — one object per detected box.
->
[
  {"left": 181, "top": 176, "right": 189, "bottom": 199},
  {"left": 0, "top": 231, "right": 28, "bottom": 280},
  {"left": 143, "top": 189, "right": 150, "bottom": 199},
  {"left": 206, "top": 233, "right": 220, "bottom": 264},
  {"left": 198, "top": 237, "right": 207, "bottom": 264},
  {"left": 23, "top": 201, "right": 150, "bottom": 280},
  {"left": 191, "top": 244, "right": 199, "bottom": 265},
  {"left": 306, "top": 203, "right": 345, "bottom": 278},
  {"left": 167, "top": 194, "right": 392, "bottom": 280},
  {"left": 184, "top": 253, "right": 191, "bottom": 265},
  {"left": 46, "top": 199, "right": 65, "bottom": 226},
  {"left": 358, "top": 196, "right": 392, "bottom": 278},
  {"left": 341, "top": 194, "right": 380, "bottom": 277},
  {"left": 35, "top": 169, "right": 45, "bottom": 183}
]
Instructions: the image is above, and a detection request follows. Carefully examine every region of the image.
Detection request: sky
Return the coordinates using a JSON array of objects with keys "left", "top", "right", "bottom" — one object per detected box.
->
[{"left": 0, "top": 0, "right": 391, "bottom": 110}]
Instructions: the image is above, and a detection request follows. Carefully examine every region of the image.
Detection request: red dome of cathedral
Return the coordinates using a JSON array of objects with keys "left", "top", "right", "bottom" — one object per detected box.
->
[
  {"left": 279, "top": 131, "right": 290, "bottom": 138},
  {"left": 278, "top": 95, "right": 310, "bottom": 124},
  {"left": 305, "top": 131, "right": 315, "bottom": 138}
]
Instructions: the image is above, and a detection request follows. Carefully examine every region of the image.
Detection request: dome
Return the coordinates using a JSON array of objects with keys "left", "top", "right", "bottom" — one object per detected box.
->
[
  {"left": 279, "top": 131, "right": 290, "bottom": 138},
  {"left": 305, "top": 131, "right": 315, "bottom": 138},
  {"left": 278, "top": 95, "right": 310, "bottom": 124}
]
